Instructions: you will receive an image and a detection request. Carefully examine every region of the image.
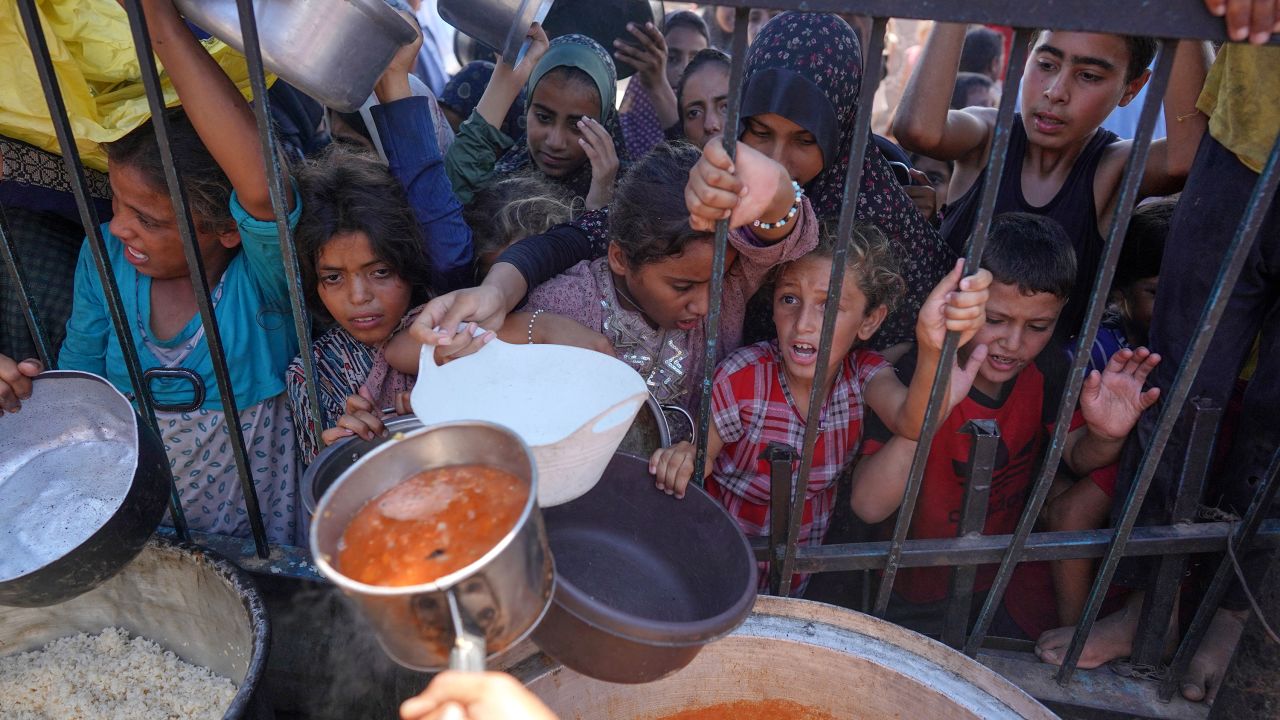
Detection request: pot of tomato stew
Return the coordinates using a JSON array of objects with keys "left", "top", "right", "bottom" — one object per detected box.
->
[{"left": 309, "top": 421, "right": 554, "bottom": 671}]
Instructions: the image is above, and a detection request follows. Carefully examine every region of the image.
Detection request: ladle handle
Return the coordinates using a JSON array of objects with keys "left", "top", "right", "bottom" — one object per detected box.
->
[{"left": 446, "top": 590, "right": 486, "bottom": 672}]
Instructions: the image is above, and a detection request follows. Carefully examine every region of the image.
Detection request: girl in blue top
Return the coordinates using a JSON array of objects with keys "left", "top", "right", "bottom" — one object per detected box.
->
[{"left": 0, "top": 0, "right": 302, "bottom": 544}]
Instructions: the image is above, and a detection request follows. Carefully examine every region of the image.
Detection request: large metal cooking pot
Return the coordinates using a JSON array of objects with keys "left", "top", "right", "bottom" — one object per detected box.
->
[
  {"left": 310, "top": 421, "right": 554, "bottom": 671},
  {"left": 531, "top": 453, "right": 757, "bottom": 683},
  {"left": 301, "top": 397, "right": 671, "bottom": 517},
  {"left": 173, "top": 0, "right": 417, "bottom": 112},
  {"left": 514, "top": 596, "right": 1057, "bottom": 719},
  {"left": 0, "top": 538, "right": 272, "bottom": 719},
  {"left": 0, "top": 371, "right": 171, "bottom": 608},
  {"left": 438, "top": 0, "right": 553, "bottom": 65}
]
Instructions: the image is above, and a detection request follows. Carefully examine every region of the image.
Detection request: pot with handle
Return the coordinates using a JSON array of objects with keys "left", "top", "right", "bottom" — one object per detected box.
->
[{"left": 0, "top": 371, "right": 172, "bottom": 608}]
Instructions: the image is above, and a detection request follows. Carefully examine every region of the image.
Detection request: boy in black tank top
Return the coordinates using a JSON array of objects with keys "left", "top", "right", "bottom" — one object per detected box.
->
[{"left": 892, "top": 24, "right": 1212, "bottom": 340}]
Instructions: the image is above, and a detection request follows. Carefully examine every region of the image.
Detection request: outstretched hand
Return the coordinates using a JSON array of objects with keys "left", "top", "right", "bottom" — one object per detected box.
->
[
  {"left": 1204, "top": 0, "right": 1280, "bottom": 43},
  {"left": 916, "top": 258, "right": 993, "bottom": 353},
  {"left": 1080, "top": 347, "right": 1162, "bottom": 441},
  {"left": 374, "top": 10, "right": 424, "bottom": 103}
]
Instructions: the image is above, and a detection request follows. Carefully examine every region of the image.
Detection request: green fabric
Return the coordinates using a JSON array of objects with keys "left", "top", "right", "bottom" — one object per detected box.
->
[
  {"left": 527, "top": 41, "right": 615, "bottom": 123},
  {"left": 443, "top": 108, "right": 516, "bottom": 207}
]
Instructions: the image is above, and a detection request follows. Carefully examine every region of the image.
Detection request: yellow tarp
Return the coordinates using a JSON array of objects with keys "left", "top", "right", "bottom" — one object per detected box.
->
[{"left": 0, "top": 0, "right": 270, "bottom": 171}]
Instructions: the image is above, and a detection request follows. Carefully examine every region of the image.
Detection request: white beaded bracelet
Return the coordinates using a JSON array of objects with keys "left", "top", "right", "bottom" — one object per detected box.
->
[
  {"left": 753, "top": 180, "right": 804, "bottom": 230},
  {"left": 527, "top": 309, "right": 546, "bottom": 344}
]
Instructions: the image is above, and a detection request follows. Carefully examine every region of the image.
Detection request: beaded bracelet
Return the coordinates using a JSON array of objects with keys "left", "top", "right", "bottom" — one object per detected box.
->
[
  {"left": 527, "top": 309, "right": 546, "bottom": 344},
  {"left": 752, "top": 180, "right": 804, "bottom": 230}
]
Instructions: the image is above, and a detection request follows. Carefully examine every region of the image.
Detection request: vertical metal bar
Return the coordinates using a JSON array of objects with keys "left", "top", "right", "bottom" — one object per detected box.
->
[
  {"left": 775, "top": 17, "right": 888, "bottom": 597},
  {"left": 874, "top": 28, "right": 1034, "bottom": 617},
  {"left": 234, "top": 0, "right": 322, "bottom": 452},
  {"left": 692, "top": 7, "right": 750, "bottom": 483},
  {"left": 943, "top": 420, "right": 1000, "bottom": 649},
  {"left": 1160, "top": 444, "right": 1280, "bottom": 700},
  {"left": 1130, "top": 398, "right": 1220, "bottom": 665},
  {"left": 963, "top": 38, "right": 1177, "bottom": 656},
  {"left": 765, "top": 442, "right": 799, "bottom": 594},
  {"left": 122, "top": 0, "right": 269, "bottom": 557},
  {"left": 15, "top": 0, "right": 189, "bottom": 539},
  {"left": 1055, "top": 114, "right": 1280, "bottom": 687},
  {"left": 0, "top": 210, "right": 53, "bottom": 367}
]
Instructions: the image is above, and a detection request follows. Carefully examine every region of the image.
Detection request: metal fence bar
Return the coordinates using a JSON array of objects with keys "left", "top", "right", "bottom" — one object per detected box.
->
[
  {"left": 692, "top": 7, "right": 750, "bottom": 482},
  {"left": 122, "top": 0, "right": 269, "bottom": 557},
  {"left": 873, "top": 27, "right": 1033, "bottom": 617},
  {"left": 765, "top": 442, "right": 799, "bottom": 594},
  {"left": 14, "top": 0, "right": 189, "bottom": 539},
  {"left": 943, "top": 420, "right": 999, "bottom": 648},
  {"left": 1159, "top": 444, "right": 1280, "bottom": 700},
  {"left": 0, "top": 210, "right": 53, "bottom": 367},
  {"left": 1130, "top": 398, "right": 1219, "bottom": 666},
  {"left": 1055, "top": 124, "right": 1280, "bottom": 686},
  {"left": 963, "top": 38, "right": 1176, "bottom": 658},
  {"left": 234, "top": 0, "right": 323, "bottom": 452},
  {"left": 776, "top": 16, "right": 888, "bottom": 598}
]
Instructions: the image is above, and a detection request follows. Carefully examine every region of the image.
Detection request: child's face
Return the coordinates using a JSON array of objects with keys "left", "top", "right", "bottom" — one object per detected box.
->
[
  {"left": 607, "top": 238, "right": 737, "bottom": 331},
  {"left": 107, "top": 163, "right": 238, "bottom": 280},
  {"left": 316, "top": 231, "right": 412, "bottom": 346},
  {"left": 1020, "top": 31, "right": 1147, "bottom": 151},
  {"left": 740, "top": 113, "right": 825, "bottom": 187},
  {"left": 681, "top": 64, "right": 730, "bottom": 149},
  {"left": 1119, "top": 276, "right": 1158, "bottom": 333},
  {"left": 526, "top": 74, "right": 601, "bottom": 179},
  {"left": 964, "top": 281, "right": 1066, "bottom": 396},
  {"left": 773, "top": 255, "right": 886, "bottom": 388},
  {"left": 665, "top": 25, "right": 708, "bottom": 90}
]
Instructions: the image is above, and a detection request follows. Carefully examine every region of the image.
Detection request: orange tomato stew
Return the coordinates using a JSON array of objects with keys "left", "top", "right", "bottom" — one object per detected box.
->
[
  {"left": 654, "top": 700, "right": 837, "bottom": 720},
  {"left": 338, "top": 464, "right": 527, "bottom": 586}
]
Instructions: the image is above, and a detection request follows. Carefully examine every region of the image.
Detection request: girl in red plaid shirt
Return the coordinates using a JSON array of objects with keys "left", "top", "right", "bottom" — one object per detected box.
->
[{"left": 650, "top": 223, "right": 993, "bottom": 593}]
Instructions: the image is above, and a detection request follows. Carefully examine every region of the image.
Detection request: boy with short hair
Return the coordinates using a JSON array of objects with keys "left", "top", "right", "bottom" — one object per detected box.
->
[
  {"left": 850, "top": 213, "right": 1162, "bottom": 638},
  {"left": 892, "top": 25, "right": 1210, "bottom": 337}
]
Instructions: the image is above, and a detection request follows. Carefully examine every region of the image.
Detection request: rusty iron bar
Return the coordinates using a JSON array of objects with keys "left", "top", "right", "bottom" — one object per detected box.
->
[
  {"left": 776, "top": 16, "right": 888, "bottom": 598},
  {"left": 765, "top": 442, "right": 799, "bottom": 594},
  {"left": 14, "top": 0, "right": 189, "bottom": 539},
  {"left": 963, "top": 37, "right": 1176, "bottom": 659},
  {"left": 0, "top": 210, "right": 53, "bottom": 367},
  {"left": 234, "top": 0, "right": 323, "bottom": 454},
  {"left": 943, "top": 420, "right": 1000, "bottom": 649},
  {"left": 1055, "top": 114, "right": 1280, "bottom": 687},
  {"left": 121, "top": 0, "right": 269, "bottom": 556},
  {"left": 873, "top": 27, "right": 1034, "bottom": 618},
  {"left": 692, "top": 7, "right": 750, "bottom": 484}
]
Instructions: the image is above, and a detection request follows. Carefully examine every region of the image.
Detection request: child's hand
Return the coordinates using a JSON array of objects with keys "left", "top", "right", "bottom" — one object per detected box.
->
[
  {"left": 917, "top": 258, "right": 992, "bottom": 353},
  {"left": 613, "top": 22, "right": 669, "bottom": 92},
  {"left": 494, "top": 23, "right": 551, "bottom": 89},
  {"left": 321, "top": 388, "right": 390, "bottom": 444},
  {"left": 649, "top": 441, "right": 697, "bottom": 499},
  {"left": 530, "top": 313, "right": 616, "bottom": 357},
  {"left": 0, "top": 355, "right": 42, "bottom": 416},
  {"left": 685, "top": 138, "right": 786, "bottom": 232},
  {"left": 411, "top": 286, "right": 510, "bottom": 348},
  {"left": 431, "top": 322, "right": 496, "bottom": 365},
  {"left": 947, "top": 343, "right": 989, "bottom": 411},
  {"left": 374, "top": 10, "right": 424, "bottom": 103},
  {"left": 1080, "top": 347, "right": 1162, "bottom": 441},
  {"left": 580, "top": 117, "right": 620, "bottom": 210},
  {"left": 1204, "top": 0, "right": 1280, "bottom": 43}
]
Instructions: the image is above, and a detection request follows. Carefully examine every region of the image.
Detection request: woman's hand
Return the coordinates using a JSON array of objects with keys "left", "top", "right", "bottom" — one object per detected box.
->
[
  {"left": 527, "top": 312, "right": 616, "bottom": 356},
  {"left": 685, "top": 138, "right": 787, "bottom": 234},
  {"left": 580, "top": 117, "right": 620, "bottom": 210},
  {"left": 613, "top": 22, "right": 679, "bottom": 127},
  {"left": 903, "top": 168, "right": 939, "bottom": 223},
  {"left": 0, "top": 355, "right": 42, "bottom": 416},
  {"left": 374, "top": 10, "right": 424, "bottom": 104},
  {"left": 411, "top": 286, "right": 511, "bottom": 347},
  {"left": 401, "top": 671, "right": 558, "bottom": 720}
]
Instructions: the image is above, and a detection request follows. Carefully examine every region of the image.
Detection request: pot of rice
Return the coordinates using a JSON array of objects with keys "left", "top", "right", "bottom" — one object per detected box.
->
[{"left": 0, "top": 538, "right": 270, "bottom": 719}]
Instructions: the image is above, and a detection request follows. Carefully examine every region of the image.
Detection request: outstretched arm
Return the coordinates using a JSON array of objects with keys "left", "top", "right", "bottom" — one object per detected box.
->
[
  {"left": 891, "top": 22, "right": 994, "bottom": 162},
  {"left": 1063, "top": 347, "right": 1162, "bottom": 474},
  {"left": 850, "top": 435, "right": 918, "bottom": 523},
  {"left": 1138, "top": 40, "right": 1213, "bottom": 197}
]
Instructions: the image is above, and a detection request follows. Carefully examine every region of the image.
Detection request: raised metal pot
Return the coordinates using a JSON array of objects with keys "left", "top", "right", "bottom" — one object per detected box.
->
[
  {"left": 438, "top": 0, "right": 554, "bottom": 65},
  {"left": 173, "top": 0, "right": 417, "bottom": 112},
  {"left": 0, "top": 371, "right": 171, "bottom": 608},
  {"left": 310, "top": 421, "right": 554, "bottom": 671}
]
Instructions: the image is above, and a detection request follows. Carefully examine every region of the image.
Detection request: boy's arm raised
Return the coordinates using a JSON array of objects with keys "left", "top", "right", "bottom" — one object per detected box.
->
[
  {"left": 133, "top": 0, "right": 288, "bottom": 219},
  {"left": 1063, "top": 347, "right": 1162, "bottom": 474},
  {"left": 1137, "top": 40, "right": 1213, "bottom": 198},
  {"left": 891, "top": 23, "right": 994, "bottom": 162}
]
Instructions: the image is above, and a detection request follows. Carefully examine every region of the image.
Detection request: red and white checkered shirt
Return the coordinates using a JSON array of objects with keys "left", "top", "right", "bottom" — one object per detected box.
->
[{"left": 706, "top": 341, "right": 889, "bottom": 550}]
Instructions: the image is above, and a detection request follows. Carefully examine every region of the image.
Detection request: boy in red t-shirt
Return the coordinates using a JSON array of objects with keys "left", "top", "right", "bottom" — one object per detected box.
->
[{"left": 851, "top": 212, "right": 1162, "bottom": 638}]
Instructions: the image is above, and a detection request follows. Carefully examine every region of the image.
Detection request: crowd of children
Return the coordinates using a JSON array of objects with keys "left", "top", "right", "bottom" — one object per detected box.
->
[{"left": 0, "top": 0, "right": 1277, "bottom": 706}]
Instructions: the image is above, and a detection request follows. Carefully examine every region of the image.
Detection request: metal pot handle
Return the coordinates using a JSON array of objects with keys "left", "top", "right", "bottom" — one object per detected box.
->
[{"left": 447, "top": 589, "right": 486, "bottom": 672}]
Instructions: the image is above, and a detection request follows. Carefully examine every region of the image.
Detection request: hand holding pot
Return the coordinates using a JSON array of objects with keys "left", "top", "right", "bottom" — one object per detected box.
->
[
  {"left": 401, "top": 671, "right": 558, "bottom": 720},
  {"left": 375, "top": 10, "right": 425, "bottom": 103},
  {"left": 0, "top": 354, "right": 41, "bottom": 416},
  {"left": 478, "top": 23, "right": 550, "bottom": 130}
]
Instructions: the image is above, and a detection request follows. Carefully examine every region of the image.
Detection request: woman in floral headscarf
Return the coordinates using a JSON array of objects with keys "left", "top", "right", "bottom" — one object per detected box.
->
[
  {"left": 445, "top": 27, "right": 630, "bottom": 210},
  {"left": 737, "top": 12, "right": 955, "bottom": 349}
]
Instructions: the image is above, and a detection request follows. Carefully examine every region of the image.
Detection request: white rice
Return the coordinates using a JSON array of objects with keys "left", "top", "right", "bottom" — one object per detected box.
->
[{"left": 0, "top": 626, "right": 237, "bottom": 720}]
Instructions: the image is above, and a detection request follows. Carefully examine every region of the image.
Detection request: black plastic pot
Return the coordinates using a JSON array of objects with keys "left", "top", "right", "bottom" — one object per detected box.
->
[
  {"left": 532, "top": 453, "right": 757, "bottom": 683},
  {"left": 0, "top": 371, "right": 172, "bottom": 608}
]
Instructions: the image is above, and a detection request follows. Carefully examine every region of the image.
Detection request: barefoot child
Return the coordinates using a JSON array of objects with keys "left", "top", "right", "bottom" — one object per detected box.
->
[
  {"left": 649, "top": 226, "right": 992, "bottom": 595},
  {"left": 851, "top": 213, "right": 1162, "bottom": 639}
]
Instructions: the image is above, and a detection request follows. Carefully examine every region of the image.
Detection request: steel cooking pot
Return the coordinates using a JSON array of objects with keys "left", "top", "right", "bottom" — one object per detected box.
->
[
  {"left": 310, "top": 421, "right": 554, "bottom": 671},
  {"left": 0, "top": 371, "right": 171, "bottom": 608},
  {"left": 173, "top": 0, "right": 417, "bottom": 112},
  {"left": 438, "top": 0, "right": 554, "bottom": 65}
]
